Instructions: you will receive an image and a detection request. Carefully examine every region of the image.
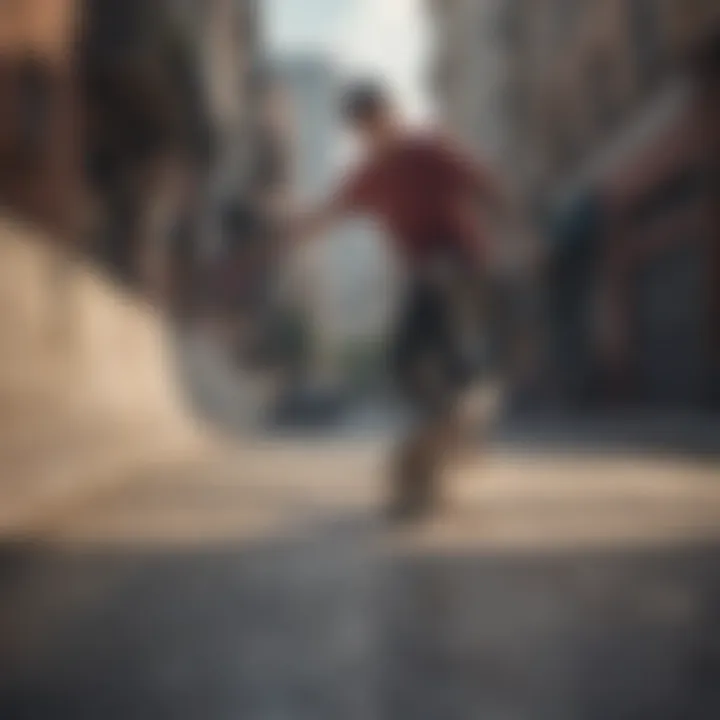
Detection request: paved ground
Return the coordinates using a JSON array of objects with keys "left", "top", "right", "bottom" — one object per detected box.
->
[
  {"left": 2, "top": 441, "right": 720, "bottom": 720},
  {"left": 2, "top": 219, "right": 720, "bottom": 719}
]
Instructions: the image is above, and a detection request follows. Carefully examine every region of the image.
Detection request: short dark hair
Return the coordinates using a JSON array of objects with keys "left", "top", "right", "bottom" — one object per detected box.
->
[{"left": 340, "top": 80, "right": 390, "bottom": 124}]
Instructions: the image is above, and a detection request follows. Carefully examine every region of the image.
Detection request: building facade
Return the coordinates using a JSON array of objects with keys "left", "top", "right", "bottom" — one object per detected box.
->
[
  {"left": 429, "top": 0, "right": 518, "bottom": 169},
  {"left": 0, "top": 0, "right": 81, "bottom": 237},
  {"left": 527, "top": 0, "right": 720, "bottom": 408},
  {"left": 0, "top": 0, "right": 265, "bottom": 303},
  {"left": 180, "top": 0, "right": 262, "bottom": 228},
  {"left": 431, "top": 0, "right": 720, "bottom": 409}
]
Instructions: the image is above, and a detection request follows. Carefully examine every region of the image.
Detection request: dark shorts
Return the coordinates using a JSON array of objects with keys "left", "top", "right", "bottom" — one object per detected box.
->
[{"left": 390, "top": 258, "right": 484, "bottom": 417}]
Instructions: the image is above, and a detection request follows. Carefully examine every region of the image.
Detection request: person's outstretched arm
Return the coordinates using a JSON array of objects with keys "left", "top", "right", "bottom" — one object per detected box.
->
[
  {"left": 290, "top": 195, "right": 347, "bottom": 244},
  {"left": 287, "top": 161, "right": 375, "bottom": 245}
]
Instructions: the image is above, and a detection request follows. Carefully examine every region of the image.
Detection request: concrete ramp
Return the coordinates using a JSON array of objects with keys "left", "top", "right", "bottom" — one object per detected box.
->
[{"left": 0, "top": 217, "right": 206, "bottom": 532}]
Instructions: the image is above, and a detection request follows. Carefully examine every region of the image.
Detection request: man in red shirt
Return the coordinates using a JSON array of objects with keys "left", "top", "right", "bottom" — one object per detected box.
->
[{"left": 292, "top": 81, "right": 505, "bottom": 520}]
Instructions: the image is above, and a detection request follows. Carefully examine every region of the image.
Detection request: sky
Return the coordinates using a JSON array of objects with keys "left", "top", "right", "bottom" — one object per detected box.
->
[{"left": 265, "top": 0, "right": 431, "bottom": 120}]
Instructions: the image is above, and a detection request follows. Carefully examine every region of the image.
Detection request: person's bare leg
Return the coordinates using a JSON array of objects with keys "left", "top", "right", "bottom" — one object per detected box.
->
[
  {"left": 388, "top": 428, "right": 433, "bottom": 521},
  {"left": 388, "top": 409, "right": 458, "bottom": 521}
]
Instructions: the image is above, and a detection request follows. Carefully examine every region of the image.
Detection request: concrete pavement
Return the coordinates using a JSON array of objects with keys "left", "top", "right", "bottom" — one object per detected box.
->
[{"left": 2, "top": 439, "right": 720, "bottom": 720}]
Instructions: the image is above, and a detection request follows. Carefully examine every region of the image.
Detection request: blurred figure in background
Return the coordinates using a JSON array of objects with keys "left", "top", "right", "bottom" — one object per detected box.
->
[
  {"left": 212, "top": 72, "right": 298, "bottom": 373},
  {"left": 290, "top": 81, "right": 506, "bottom": 520}
]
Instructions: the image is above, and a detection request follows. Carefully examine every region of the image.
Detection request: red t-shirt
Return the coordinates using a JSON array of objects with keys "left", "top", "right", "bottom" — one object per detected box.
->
[{"left": 338, "top": 133, "right": 494, "bottom": 267}]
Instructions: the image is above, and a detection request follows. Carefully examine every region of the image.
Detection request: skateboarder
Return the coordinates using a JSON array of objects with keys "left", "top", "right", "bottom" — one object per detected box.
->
[{"left": 289, "top": 81, "right": 506, "bottom": 519}]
